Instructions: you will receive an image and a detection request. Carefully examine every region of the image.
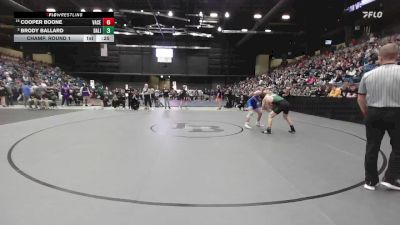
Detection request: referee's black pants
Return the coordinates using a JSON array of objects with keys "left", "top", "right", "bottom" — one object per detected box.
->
[{"left": 365, "top": 107, "right": 400, "bottom": 184}]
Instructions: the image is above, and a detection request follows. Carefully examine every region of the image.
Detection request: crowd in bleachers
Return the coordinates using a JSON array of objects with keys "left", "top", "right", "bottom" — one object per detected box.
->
[
  {"left": 1, "top": 33, "right": 399, "bottom": 110},
  {"left": 227, "top": 34, "right": 400, "bottom": 101},
  {"left": 0, "top": 54, "right": 110, "bottom": 109},
  {"left": 0, "top": 54, "right": 210, "bottom": 110}
]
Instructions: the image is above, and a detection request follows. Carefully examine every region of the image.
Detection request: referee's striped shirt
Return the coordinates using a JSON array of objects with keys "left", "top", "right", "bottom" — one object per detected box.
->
[{"left": 358, "top": 64, "right": 400, "bottom": 107}]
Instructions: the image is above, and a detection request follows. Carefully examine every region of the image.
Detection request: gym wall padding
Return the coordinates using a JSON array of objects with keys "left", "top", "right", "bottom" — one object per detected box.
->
[{"left": 287, "top": 97, "right": 364, "bottom": 124}]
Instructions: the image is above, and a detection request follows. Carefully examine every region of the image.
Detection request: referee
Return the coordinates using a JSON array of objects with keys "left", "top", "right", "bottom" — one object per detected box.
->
[{"left": 358, "top": 43, "right": 400, "bottom": 191}]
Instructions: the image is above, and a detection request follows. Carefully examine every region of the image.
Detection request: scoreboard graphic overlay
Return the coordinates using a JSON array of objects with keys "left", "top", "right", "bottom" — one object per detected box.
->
[{"left": 14, "top": 12, "right": 114, "bottom": 43}]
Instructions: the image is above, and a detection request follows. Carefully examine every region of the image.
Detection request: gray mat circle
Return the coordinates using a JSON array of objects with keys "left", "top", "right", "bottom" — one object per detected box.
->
[{"left": 7, "top": 117, "right": 388, "bottom": 207}]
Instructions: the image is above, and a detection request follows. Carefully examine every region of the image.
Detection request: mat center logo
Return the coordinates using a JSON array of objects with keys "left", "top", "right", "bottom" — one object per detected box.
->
[
  {"left": 174, "top": 122, "right": 224, "bottom": 133},
  {"left": 151, "top": 121, "right": 243, "bottom": 138}
]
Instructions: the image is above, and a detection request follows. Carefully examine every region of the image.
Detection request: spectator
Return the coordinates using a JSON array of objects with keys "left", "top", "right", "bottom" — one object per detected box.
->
[
  {"left": 48, "top": 90, "right": 57, "bottom": 108},
  {"left": 5, "top": 81, "right": 13, "bottom": 106},
  {"left": 21, "top": 82, "right": 31, "bottom": 107},
  {"left": 328, "top": 85, "right": 342, "bottom": 97},
  {"left": 314, "top": 86, "right": 325, "bottom": 97},
  {"left": 237, "top": 95, "right": 245, "bottom": 110},
  {"left": 346, "top": 84, "right": 358, "bottom": 98},
  {"left": 61, "top": 83, "right": 70, "bottom": 106},
  {"left": 89, "top": 87, "right": 97, "bottom": 106},
  {"left": 226, "top": 33, "right": 399, "bottom": 98},
  {"left": 0, "top": 80, "right": 6, "bottom": 107},
  {"left": 80, "top": 84, "right": 91, "bottom": 106},
  {"left": 363, "top": 57, "right": 378, "bottom": 73}
]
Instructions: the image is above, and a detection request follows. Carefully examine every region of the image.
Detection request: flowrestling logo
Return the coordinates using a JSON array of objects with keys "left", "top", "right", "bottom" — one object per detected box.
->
[{"left": 362, "top": 11, "right": 383, "bottom": 19}]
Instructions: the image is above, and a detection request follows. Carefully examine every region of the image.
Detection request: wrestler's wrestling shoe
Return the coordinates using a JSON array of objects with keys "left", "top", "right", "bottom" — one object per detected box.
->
[
  {"left": 288, "top": 125, "right": 296, "bottom": 134},
  {"left": 262, "top": 128, "right": 272, "bottom": 134}
]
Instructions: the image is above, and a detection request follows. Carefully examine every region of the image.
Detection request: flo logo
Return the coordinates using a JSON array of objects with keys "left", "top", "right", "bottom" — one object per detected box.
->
[
  {"left": 151, "top": 121, "right": 243, "bottom": 138},
  {"left": 362, "top": 11, "right": 383, "bottom": 19},
  {"left": 174, "top": 123, "right": 223, "bottom": 133}
]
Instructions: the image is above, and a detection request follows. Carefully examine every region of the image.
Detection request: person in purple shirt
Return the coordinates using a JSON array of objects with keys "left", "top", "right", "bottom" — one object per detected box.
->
[
  {"left": 80, "top": 84, "right": 91, "bottom": 106},
  {"left": 61, "top": 83, "right": 70, "bottom": 106}
]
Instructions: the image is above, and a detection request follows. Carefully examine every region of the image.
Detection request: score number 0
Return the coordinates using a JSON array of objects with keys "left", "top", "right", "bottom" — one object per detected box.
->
[{"left": 102, "top": 18, "right": 115, "bottom": 26}]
